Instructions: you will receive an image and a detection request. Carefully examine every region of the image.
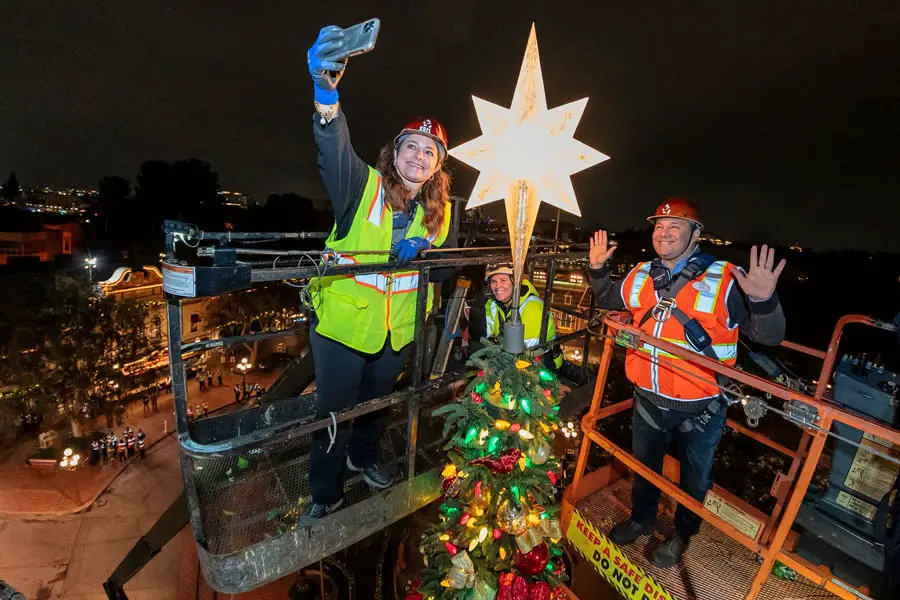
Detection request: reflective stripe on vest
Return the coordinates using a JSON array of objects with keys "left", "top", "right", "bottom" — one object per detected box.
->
[
  {"left": 621, "top": 260, "right": 739, "bottom": 401},
  {"left": 520, "top": 296, "right": 543, "bottom": 348},
  {"left": 484, "top": 283, "right": 558, "bottom": 356},
  {"left": 628, "top": 264, "right": 651, "bottom": 308},
  {"left": 313, "top": 166, "right": 450, "bottom": 353}
]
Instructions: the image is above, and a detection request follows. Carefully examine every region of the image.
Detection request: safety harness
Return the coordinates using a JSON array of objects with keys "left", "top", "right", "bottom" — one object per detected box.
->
[{"left": 634, "top": 253, "right": 736, "bottom": 432}]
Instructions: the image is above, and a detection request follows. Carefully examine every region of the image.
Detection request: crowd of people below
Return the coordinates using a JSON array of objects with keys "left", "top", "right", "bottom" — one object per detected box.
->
[{"left": 89, "top": 426, "right": 146, "bottom": 464}]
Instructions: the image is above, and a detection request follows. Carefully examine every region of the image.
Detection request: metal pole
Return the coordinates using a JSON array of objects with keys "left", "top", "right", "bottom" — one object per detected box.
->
[
  {"left": 570, "top": 332, "right": 614, "bottom": 495},
  {"left": 407, "top": 267, "right": 431, "bottom": 481},
  {"left": 553, "top": 208, "right": 561, "bottom": 252},
  {"left": 538, "top": 260, "right": 557, "bottom": 344},
  {"left": 166, "top": 298, "right": 190, "bottom": 436},
  {"left": 580, "top": 295, "right": 596, "bottom": 382}
]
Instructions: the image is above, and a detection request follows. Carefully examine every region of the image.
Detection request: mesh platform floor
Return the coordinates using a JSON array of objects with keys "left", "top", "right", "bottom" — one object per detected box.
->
[
  {"left": 189, "top": 405, "right": 447, "bottom": 555},
  {"left": 572, "top": 479, "right": 841, "bottom": 600}
]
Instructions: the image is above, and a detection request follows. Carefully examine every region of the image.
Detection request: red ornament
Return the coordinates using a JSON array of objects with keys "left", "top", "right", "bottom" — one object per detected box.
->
[
  {"left": 497, "top": 573, "right": 516, "bottom": 600},
  {"left": 471, "top": 392, "right": 483, "bottom": 404},
  {"left": 543, "top": 389, "right": 552, "bottom": 398},
  {"left": 512, "top": 577, "right": 530, "bottom": 600},
  {"left": 510, "top": 423, "right": 521, "bottom": 433},
  {"left": 470, "top": 448, "right": 522, "bottom": 474},
  {"left": 442, "top": 476, "right": 456, "bottom": 491},
  {"left": 533, "top": 357, "right": 541, "bottom": 363},
  {"left": 498, "top": 572, "right": 551, "bottom": 600},
  {"left": 478, "top": 370, "right": 485, "bottom": 377},
  {"left": 546, "top": 470, "right": 557, "bottom": 485},
  {"left": 405, "top": 578, "right": 423, "bottom": 600},
  {"left": 460, "top": 513, "right": 471, "bottom": 526},
  {"left": 516, "top": 542, "right": 550, "bottom": 576},
  {"left": 444, "top": 541, "right": 458, "bottom": 555},
  {"left": 475, "top": 480, "right": 483, "bottom": 497},
  {"left": 493, "top": 527, "right": 502, "bottom": 540},
  {"left": 529, "top": 582, "right": 552, "bottom": 600}
]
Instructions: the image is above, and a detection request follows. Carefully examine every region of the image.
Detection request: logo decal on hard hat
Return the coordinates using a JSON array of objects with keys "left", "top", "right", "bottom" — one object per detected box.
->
[
  {"left": 661, "top": 203, "right": 672, "bottom": 215},
  {"left": 419, "top": 119, "right": 433, "bottom": 134}
]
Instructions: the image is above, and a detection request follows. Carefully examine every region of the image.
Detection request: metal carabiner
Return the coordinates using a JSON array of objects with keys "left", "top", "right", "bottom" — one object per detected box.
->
[{"left": 651, "top": 297, "right": 676, "bottom": 323}]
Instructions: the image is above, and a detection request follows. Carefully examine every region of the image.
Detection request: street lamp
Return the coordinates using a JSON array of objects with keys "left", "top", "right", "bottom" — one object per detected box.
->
[
  {"left": 237, "top": 357, "right": 251, "bottom": 388},
  {"left": 84, "top": 256, "right": 98, "bottom": 282}
]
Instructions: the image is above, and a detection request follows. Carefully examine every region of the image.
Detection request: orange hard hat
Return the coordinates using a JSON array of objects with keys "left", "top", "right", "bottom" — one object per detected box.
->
[
  {"left": 394, "top": 116, "right": 448, "bottom": 160},
  {"left": 647, "top": 197, "right": 703, "bottom": 229}
]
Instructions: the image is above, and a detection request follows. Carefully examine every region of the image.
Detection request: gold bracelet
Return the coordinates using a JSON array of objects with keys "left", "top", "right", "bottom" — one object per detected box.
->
[{"left": 314, "top": 101, "right": 339, "bottom": 125}]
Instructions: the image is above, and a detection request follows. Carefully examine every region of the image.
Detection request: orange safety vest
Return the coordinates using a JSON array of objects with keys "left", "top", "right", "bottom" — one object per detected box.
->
[{"left": 620, "top": 260, "right": 739, "bottom": 402}]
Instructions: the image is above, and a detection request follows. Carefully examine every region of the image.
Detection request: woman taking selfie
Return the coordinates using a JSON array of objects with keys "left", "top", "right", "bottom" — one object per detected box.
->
[{"left": 302, "top": 25, "right": 456, "bottom": 521}]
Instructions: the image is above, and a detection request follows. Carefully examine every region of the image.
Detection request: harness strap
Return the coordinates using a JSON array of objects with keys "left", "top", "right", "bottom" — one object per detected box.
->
[{"left": 634, "top": 254, "right": 733, "bottom": 432}]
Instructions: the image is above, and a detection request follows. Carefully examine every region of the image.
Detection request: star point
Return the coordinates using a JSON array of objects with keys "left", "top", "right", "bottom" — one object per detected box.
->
[{"left": 449, "top": 23, "right": 608, "bottom": 261}]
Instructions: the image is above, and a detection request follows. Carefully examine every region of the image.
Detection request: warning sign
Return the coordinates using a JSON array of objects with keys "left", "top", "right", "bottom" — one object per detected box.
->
[
  {"left": 835, "top": 490, "right": 877, "bottom": 521},
  {"left": 162, "top": 262, "right": 196, "bottom": 297},
  {"left": 567, "top": 510, "right": 676, "bottom": 600},
  {"left": 844, "top": 434, "right": 900, "bottom": 502},
  {"left": 703, "top": 490, "right": 763, "bottom": 540}
]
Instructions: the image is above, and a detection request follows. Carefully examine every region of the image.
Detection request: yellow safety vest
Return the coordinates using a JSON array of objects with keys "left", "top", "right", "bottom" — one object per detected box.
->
[
  {"left": 485, "top": 280, "right": 562, "bottom": 368},
  {"left": 312, "top": 166, "right": 450, "bottom": 353}
]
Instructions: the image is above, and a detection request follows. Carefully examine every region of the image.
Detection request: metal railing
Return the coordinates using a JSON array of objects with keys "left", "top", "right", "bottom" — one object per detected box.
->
[
  {"left": 159, "top": 221, "right": 599, "bottom": 592},
  {"left": 564, "top": 312, "right": 900, "bottom": 600}
]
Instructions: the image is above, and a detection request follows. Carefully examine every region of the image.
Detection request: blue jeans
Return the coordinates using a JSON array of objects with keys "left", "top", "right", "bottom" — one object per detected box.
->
[{"left": 629, "top": 396, "right": 726, "bottom": 538}]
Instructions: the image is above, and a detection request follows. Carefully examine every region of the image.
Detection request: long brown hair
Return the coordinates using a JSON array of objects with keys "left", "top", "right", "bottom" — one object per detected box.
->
[{"left": 375, "top": 143, "right": 451, "bottom": 238}]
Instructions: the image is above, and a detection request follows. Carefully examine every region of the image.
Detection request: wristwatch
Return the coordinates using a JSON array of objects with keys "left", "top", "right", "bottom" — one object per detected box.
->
[{"left": 314, "top": 101, "right": 339, "bottom": 125}]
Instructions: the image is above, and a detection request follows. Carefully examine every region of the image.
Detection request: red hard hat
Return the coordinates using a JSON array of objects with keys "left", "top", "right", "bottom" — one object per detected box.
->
[
  {"left": 394, "top": 116, "right": 448, "bottom": 159},
  {"left": 647, "top": 197, "right": 703, "bottom": 229}
]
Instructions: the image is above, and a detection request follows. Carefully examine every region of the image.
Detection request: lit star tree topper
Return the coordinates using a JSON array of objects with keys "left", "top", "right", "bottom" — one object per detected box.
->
[{"left": 449, "top": 23, "right": 609, "bottom": 310}]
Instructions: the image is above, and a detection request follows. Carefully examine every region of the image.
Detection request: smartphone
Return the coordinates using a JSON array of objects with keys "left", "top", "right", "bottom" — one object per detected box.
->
[{"left": 327, "top": 18, "right": 380, "bottom": 61}]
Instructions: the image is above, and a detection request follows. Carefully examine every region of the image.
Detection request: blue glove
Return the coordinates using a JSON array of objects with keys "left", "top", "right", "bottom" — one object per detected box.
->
[
  {"left": 307, "top": 26, "right": 347, "bottom": 105},
  {"left": 394, "top": 237, "right": 430, "bottom": 265}
]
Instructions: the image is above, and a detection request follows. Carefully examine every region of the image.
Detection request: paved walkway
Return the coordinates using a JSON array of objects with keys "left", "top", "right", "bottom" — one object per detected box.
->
[{"left": 0, "top": 371, "right": 278, "bottom": 516}]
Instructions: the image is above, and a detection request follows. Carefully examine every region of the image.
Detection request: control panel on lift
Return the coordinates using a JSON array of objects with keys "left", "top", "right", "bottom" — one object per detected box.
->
[{"left": 796, "top": 355, "right": 899, "bottom": 582}]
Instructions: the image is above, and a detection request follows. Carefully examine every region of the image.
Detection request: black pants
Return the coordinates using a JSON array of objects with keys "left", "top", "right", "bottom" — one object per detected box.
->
[{"left": 308, "top": 326, "right": 409, "bottom": 504}]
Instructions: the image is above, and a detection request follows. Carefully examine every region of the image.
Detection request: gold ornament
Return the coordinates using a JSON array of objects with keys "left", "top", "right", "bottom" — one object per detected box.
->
[
  {"left": 515, "top": 517, "right": 563, "bottom": 554},
  {"left": 487, "top": 383, "right": 506, "bottom": 408},
  {"left": 515, "top": 359, "right": 531, "bottom": 369},
  {"left": 528, "top": 440, "right": 551, "bottom": 465},
  {"left": 497, "top": 499, "right": 529, "bottom": 535},
  {"left": 448, "top": 550, "right": 476, "bottom": 589}
]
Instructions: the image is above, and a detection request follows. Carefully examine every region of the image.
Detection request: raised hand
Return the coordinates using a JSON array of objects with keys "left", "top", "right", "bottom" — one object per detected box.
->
[
  {"left": 589, "top": 230, "right": 617, "bottom": 269},
  {"left": 307, "top": 26, "right": 347, "bottom": 105},
  {"left": 734, "top": 244, "right": 786, "bottom": 302}
]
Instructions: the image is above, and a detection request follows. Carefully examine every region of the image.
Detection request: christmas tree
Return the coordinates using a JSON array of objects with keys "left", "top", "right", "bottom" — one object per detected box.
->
[{"left": 408, "top": 342, "right": 567, "bottom": 600}]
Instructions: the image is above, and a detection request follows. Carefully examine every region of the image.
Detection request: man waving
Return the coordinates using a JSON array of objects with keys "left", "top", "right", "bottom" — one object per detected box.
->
[{"left": 588, "top": 197, "right": 786, "bottom": 568}]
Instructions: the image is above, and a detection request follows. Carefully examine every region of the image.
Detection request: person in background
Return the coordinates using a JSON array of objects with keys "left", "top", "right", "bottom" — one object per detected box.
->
[
  {"left": 117, "top": 434, "right": 127, "bottom": 461},
  {"left": 587, "top": 197, "right": 786, "bottom": 568},
  {"left": 137, "top": 429, "right": 147, "bottom": 459},
  {"left": 302, "top": 25, "right": 457, "bottom": 521},
  {"left": 469, "top": 263, "right": 562, "bottom": 369}
]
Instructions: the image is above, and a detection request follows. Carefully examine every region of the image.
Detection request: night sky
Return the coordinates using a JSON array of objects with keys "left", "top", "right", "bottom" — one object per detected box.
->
[{"left": 3, "top": 1, "right": 899, "bottom": 251}]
